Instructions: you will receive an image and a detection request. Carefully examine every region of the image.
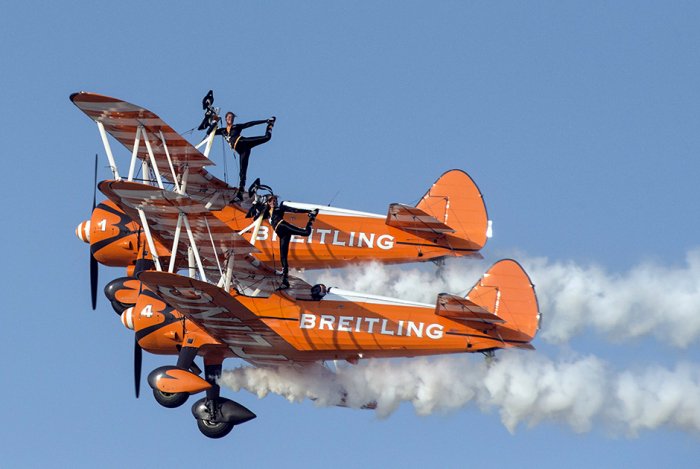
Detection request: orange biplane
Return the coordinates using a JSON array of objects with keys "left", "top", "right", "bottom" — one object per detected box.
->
[{"left": 72, "top": 92, "right": 540, "bottom": 438}]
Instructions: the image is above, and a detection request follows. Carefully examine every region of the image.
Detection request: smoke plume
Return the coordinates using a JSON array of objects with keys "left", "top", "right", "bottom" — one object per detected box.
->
[
  {"left": 219, "top": 352, "right": 700, "bottom": 436},
  {"left": 223, "top": 250, "right": 700, "bottom": 435}
]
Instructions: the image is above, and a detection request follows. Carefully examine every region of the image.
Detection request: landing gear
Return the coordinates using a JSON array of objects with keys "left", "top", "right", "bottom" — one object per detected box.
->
[
  {"left": 197, "top": 417, "right": 234, "bottom": 439},
  {"left": 153, "top": 389, "right": 189, "bottom": 408},
  {"left": 147, "top": 352, "right": 256, "bottom": 438},
  {"left": 432, "top": 256, "right": 446, "bottom": 281},
  {"left": 483, "top": 349, "right": 497, "bottom": 367},
  {"left": 191, "top": 362, "right": 256, "bottom": 439},
  {"left": 192, "top": 397, "right": 256, "bottom": 439}
]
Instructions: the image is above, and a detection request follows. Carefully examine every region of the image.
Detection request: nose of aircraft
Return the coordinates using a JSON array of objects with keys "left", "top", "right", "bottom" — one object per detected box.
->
[
  {"left": 76, "top": 220, "right": 91, "bottom": 243},
  {"left": 121, "top": 307, "right": 134, "bottom": 330}
]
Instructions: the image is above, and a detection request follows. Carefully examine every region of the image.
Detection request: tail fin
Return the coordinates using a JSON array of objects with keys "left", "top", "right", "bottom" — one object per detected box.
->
[
  {"left": 436, "top": 259, "right": 540, "bottom": 348},
  {"left": 387, "top": 169, "right": 490, "bottom": 254}
]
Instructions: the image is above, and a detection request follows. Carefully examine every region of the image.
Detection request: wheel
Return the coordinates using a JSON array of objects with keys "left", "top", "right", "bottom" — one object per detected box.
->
[
  {"left": 197, "top": 418, "right": 234, "bottom": 439},
  {"left": 152, "top": 389, "right": 189, "bottom": 408}
]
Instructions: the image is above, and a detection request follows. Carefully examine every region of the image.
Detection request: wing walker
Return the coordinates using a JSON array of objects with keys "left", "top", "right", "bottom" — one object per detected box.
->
[{"left": 73, "top": 91, "right": 540, "bottom": 438}]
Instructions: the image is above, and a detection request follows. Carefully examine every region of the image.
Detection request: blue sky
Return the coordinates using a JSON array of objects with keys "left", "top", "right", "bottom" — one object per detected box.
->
[{"left": 2, "top": 2, "right": 699, "bottom": 467}]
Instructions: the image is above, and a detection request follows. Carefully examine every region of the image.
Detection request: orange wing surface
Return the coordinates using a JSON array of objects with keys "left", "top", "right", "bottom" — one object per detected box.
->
[{"left": 138, "top": 271, "right": 310, "bottom": 366}]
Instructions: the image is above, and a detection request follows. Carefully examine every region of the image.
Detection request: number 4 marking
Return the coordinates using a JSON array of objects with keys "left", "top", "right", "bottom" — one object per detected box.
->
[{"left": 140, "top": 304, "right": 153, "bottom": 318}]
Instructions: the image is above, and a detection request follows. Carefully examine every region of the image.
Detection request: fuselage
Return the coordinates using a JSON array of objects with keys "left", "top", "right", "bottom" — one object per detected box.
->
[
  {"left": 130, "top": 283, "right": 530, "bottom": 365},
  {"left": 213, "top": 203, "right": 482, "bottom": 269}
]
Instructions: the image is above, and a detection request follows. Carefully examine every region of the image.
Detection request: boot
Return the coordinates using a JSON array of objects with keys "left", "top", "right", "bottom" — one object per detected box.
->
[
  {"left": 278, "top": 276, "right": 290, "bottom": 290},
  {"left": 247, "top": 178, "right": 261, "bottom": 197}
]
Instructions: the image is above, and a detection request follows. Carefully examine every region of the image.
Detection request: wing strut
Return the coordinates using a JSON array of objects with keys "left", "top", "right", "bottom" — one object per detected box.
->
[
  {"left": 142, "top": 130, "right": 164, "bottom": 189},
  {"left": 182, "top": 214, "right": 208, "bottom": 282},
  {"left": 188, "top": 246, "right": 196, "bottom": 278},
  {"left": 238, "top": 212, "right": 266, "bottom": 246},
  {"left": 203, "top": 215, "right": 223, "bottom": 277},
  {"left": 204, "top": 192, "right": 222, "bottom": 210},
  {"left": 167, "top": 213, "right": 184, "bottom": 273},
  {"left": 96, "top": 121, "right": 121, "bottom": 180},
  {"left": 180, "top": 166, "right": 190, "bottom": 194},
  {"left": 159, "top": 130, "right": 181, "bottom": 193},
  {"left": 218, "top": 249, "right": 235, "bottom": 291},
  {"left": 195, "top": 128, "right": 217, "bottom": 159},
  {"left": 127, "top": 126, "right": 142, "bottom": 182},
  {"left": 137, "top": 208, "right": 163, "bottom": 271}
]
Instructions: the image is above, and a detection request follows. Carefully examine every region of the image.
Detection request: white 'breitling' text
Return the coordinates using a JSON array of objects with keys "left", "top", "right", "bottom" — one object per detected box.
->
[
  {"left": 299, "top": 313, "right": 444, "bottom": 339},
  {"left": 243, "top": 225, "right": 396, "bottom": 250}
]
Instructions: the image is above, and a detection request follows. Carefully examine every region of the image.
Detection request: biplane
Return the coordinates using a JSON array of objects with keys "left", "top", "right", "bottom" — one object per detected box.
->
[{"left": 72, "top": 91, "right": 540, "bottom": 438}]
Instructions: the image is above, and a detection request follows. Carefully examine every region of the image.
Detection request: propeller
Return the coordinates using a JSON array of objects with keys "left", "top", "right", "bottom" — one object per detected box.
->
[
  {"left": 134, "top": 336, "right": 142, "bottom": 398},
  {"left": 133, "top": 267, "right": 147, "bottom": 398},
  {"left": 90, "top": 154, "right": 99, "bottom": 310}
]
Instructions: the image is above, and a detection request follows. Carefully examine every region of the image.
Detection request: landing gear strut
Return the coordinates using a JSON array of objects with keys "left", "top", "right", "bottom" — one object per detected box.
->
[
  {"left": 483, "top": 349, "right": 497, "bottom": 367},
  {"left": 191, "top": 362, "right": 256, "bottom": 439}
]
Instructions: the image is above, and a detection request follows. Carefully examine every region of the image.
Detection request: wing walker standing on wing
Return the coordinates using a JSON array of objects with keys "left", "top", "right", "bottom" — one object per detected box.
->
[
  {"left": 72, "top": 90, "right": 540, "bottom": 439},
  {"left": 199, "top": 90, "right": 275, "bottom": 201},
  {"left": 264, "top": 194, "right": 319, "bottom": 289}
]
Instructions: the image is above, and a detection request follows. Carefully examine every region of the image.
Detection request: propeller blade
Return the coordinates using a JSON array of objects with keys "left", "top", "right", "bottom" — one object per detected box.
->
[
  {"left": 90, "top": 254, "right": 98, "bottom": 310},
  {"left": 90, "top": 153, "right": 99, "bottom": 310},
  {"left": 134, "top": 337, "right": 142, "bottom": 398},
  {"left": 92, "top": 153, "right": 97, "bottom": 210}
]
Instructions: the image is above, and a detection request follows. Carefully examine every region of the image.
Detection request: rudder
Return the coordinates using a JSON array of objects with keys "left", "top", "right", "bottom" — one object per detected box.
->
[
  {"left": 465, "top": 259, "right": 540, "bottom": 345},
  {"left": 416, "top": 169, "right": 490, "bottom": 252}
]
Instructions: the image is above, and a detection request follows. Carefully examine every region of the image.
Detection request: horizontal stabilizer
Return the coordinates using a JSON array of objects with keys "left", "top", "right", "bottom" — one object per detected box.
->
[
  {"left": 386, "top": 204, "right": 455, "bottom": 233},
  {"left": 435, "top": 293, "right": 505, "bottom": 324},
  {"left": 508, "top": 343, "right": 536, "bottom": 350}
]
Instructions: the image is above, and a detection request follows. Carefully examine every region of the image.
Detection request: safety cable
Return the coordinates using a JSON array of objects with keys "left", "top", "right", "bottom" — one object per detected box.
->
[{"left": 220, "top": 133, "right": 228, "bottom": 184}]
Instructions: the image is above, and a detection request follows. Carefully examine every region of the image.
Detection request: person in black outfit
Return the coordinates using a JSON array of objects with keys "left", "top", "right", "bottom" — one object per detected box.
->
[
  {"left": 264, "top": 195, "right": 319, "bottom": 289},
  {"left": 216, "top": 111, "right": 276, "bottom": 198}
]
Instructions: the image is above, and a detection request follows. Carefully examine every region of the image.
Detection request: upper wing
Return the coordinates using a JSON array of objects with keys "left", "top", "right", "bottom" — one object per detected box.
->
[
  {"left": 139, "top": 271, "right": 312, "bottom": 366},
  {"left": 71, "top": 92, "right": 236, "bottom": 209},
  {"left": 99, "top": 180, "right": 293, "bottom": 297}
]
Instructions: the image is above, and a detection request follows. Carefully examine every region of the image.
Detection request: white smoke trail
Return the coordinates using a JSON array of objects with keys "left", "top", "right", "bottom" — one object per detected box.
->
[
  {"left": 525, "top": 251, "right": 700, "bottom": 347},
  {"left": 219, "top": 352, "right": 700, "bottom": 436},
  {"left": 300, "top": 248, "right": 700, "bottom": 347}
]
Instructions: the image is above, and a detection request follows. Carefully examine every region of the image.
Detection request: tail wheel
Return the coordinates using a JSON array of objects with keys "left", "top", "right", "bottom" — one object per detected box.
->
[
  {"left": 153, "top": 389, "right": 189, "bottom": 408},
  {"left": 196, "top": 418, "right": 234, "bottom": 439}
]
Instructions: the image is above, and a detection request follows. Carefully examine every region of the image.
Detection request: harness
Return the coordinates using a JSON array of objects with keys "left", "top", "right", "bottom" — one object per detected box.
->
[{"left": 269, "top": 206, "right": 286, "bottom": 232}]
